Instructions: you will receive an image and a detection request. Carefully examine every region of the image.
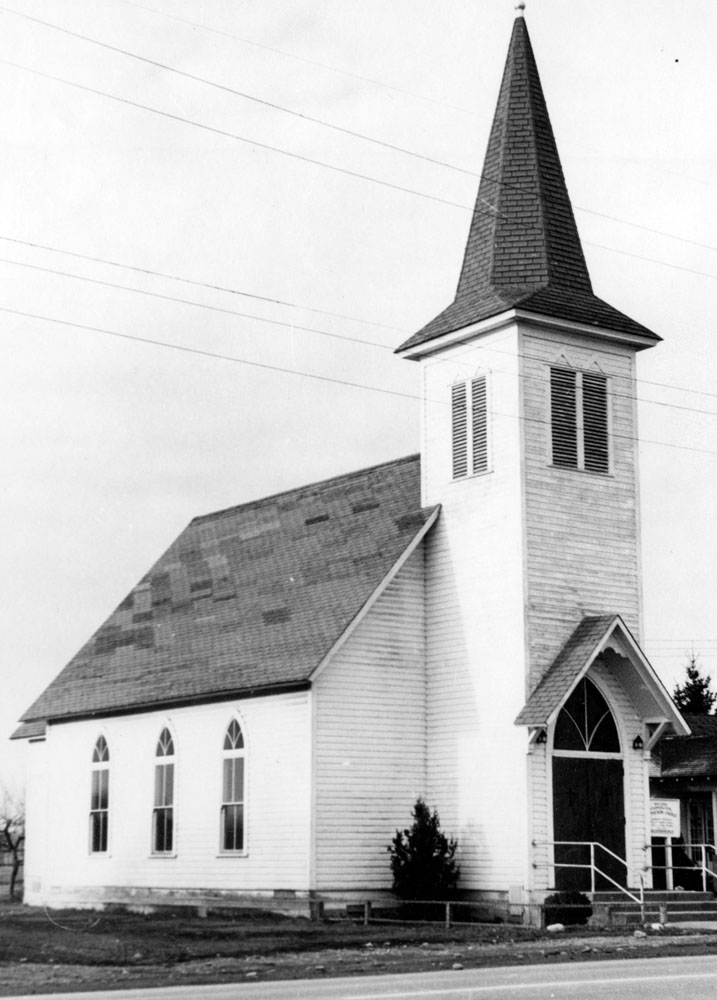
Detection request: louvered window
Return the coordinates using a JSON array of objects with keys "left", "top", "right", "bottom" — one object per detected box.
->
[
  {"left": 550, "top": 367, "right": 609, "bottom": 474},
  {"left": 452, "top": 376, "right": 489, "bottom": 479}
]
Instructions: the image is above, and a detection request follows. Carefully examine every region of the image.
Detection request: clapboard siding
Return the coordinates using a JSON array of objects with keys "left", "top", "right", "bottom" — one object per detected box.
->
[
  {"left": 420, "top": 328, "right": 530, "bottom": 892},
  {"left": 313, "top": 549, "right": 426, "bottom": 890},
  {"left": 521, "top": 327, "right": 642, "bottom": 691},
  {"left": 24, "top": 693, "right": 312, "bottom": 907}
]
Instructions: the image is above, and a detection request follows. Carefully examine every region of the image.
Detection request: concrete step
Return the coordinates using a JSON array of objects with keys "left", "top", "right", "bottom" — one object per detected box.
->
[{"left": 592, "top": 891, "right": 714, "bottom": 903}]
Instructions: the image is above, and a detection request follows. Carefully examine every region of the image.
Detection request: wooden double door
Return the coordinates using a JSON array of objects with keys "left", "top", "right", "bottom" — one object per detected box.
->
[{"left": 552, "top": 756, "right": 626, "bottom": 891}]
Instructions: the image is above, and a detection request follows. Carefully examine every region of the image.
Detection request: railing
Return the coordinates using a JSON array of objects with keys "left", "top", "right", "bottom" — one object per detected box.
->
[
  {"left": 533, "top": 840, "right": 646, "bottom": 917},
  {"left": 649, "top": 841, "right": 717, "bottom": 893}
]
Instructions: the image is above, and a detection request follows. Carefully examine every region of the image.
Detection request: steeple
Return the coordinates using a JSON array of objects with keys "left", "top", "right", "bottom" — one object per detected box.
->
[{"left": 398, "top": 14, "right": 659, "bottom": 354}]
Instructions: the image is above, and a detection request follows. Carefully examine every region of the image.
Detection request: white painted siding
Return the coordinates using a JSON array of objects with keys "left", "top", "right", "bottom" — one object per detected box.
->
[
  {"left": 421, "top": 327, "right": 530, "bottom": 893},
  {"left": 313, "top": 548, "right": 426, "bottom": 890},
  {"left": 521, "top": 327, "right": 642, "bottom": 691},
  {"left": 23, "top": 740, "right": 49, "bottom": 904},
  {"left": 27, "top": 692, "right": 312, "bottom": 907}
]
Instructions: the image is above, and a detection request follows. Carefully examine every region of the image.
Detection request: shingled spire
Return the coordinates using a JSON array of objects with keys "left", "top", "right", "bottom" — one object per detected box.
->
[{"left": 398, "top": 14, "right": 658, "bottom": 353}]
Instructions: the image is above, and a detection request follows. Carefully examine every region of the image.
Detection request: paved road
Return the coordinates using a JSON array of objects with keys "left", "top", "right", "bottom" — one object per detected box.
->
[{"left": 8, "top": 955, "right": 717, "bottom": 1000}]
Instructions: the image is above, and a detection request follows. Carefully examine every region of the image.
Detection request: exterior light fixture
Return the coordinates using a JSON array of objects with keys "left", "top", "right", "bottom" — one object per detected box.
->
[
  {"left": 632, "top": 734, "right": 644, "bottom": 750},
  {"left": 536, "top": 729, "right": 548, "bottom": 745}
]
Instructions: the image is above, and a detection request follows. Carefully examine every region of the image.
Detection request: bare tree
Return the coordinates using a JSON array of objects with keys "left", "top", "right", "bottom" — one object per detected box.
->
[{"left": 0, "top": 791, "right": 25, "bottom": 901}]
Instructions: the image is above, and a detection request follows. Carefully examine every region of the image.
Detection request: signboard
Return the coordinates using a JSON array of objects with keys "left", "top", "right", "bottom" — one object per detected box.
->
[{"left": 650, "top": 798, "right": 681, "bottom": 838}]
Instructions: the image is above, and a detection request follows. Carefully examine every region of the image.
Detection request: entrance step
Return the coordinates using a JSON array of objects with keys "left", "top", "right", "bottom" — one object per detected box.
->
[{"left": 590, "top": 890, "right": 717, "bottom": 926}]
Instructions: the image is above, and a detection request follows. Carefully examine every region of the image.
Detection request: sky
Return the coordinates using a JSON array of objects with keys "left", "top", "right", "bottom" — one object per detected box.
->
[{"left": 1, "top": 0, "right": 716, "bottom": 795}]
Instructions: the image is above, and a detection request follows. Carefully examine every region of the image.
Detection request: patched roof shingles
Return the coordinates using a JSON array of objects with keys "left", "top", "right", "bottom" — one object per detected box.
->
[
  {"left": 515, "top": 615, "right": 617, "bottom": 726},
  {"left": 397, "top": 16, "right": 658, "bottom": 354},
  {"left": 658, "top": 715, "right": 717, "bottom": 778},
  {"left": 21, "top": 455, "right": 436, "bottom": 725}
]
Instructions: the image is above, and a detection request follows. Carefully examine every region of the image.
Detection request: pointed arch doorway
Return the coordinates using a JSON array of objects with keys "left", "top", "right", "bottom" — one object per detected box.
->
[{"left": 552, "top": 677, "right": 627, "bottom": 890}]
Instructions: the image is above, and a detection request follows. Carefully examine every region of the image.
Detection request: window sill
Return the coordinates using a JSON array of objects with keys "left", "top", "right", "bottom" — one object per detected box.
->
[
  {"left": 550, "top": 464, "right": 613, "bottom": 478},
  {"left": 451, "top": 468, "right": 493, "bottom": 484},
  {"left": 149, "top": 852, "right": 178, "bottom": 859},
  {"left": 217, "top": 851, "right": 248, "bottom": 859}
]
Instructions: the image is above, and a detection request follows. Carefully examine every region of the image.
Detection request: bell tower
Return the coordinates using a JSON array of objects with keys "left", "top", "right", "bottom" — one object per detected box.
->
[{"left": 396, "top": 8, "right": 660, "bottom": 893}]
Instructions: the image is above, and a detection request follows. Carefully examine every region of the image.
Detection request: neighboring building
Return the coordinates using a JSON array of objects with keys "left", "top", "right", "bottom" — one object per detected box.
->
[{"left": 14, "top": 11, "right": 705, "bottom": 913}]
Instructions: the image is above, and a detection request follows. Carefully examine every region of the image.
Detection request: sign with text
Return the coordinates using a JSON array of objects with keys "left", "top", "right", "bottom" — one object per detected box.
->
[{"left": 650, "top": 798, "right": 681, "bottom": 838}]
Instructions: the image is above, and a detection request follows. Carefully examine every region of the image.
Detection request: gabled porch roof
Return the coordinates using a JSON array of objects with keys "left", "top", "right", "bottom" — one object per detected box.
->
[{"left": 515, "top": 614, "right": 690, "bottom": 734}]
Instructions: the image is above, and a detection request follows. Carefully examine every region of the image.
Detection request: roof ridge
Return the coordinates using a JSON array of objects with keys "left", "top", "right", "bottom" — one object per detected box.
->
[{"left": 192, "top": 452, "right": 420, "bottom": 525}]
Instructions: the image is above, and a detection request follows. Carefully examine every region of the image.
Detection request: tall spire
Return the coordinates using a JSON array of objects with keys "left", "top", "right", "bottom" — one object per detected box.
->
[{"left": 398, "top": 14, "right": 658, "bottom": 353}]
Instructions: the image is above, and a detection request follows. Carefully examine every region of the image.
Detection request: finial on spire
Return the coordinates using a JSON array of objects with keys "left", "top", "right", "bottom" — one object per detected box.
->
[{"left": 515, "top": 1, "right": 526, "bottom": 16}]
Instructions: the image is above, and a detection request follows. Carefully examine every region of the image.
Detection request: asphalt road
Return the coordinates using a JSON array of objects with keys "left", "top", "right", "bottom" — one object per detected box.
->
[{"left": 7, "top": 954, "right": 717, "bottom": 1000}]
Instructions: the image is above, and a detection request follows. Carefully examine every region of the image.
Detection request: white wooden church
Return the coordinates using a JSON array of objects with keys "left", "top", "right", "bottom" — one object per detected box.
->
[{"left": 15, "top": 10, "right": 703, "bottom": 914}]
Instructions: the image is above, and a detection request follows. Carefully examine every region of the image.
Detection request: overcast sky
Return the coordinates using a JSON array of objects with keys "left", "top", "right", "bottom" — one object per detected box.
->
[{"left": 1, "top": 0, "right": 716, "bottom": 793}]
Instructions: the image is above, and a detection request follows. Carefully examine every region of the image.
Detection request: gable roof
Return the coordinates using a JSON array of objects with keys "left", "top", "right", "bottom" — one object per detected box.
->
[
  {"left": 397, "top": 14, "right": 659, "bottom": 355},
  {"left": 515, "top": 614, "right": 688, "bottom": 733},
  {"left": 17, "top": 455, "right": 436, "bottom": 732}
]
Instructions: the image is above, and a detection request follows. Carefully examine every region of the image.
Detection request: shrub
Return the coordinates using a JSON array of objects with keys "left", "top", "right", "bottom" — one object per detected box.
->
[
  {"left": 543, "top": 890, "right": 592, "bottom": 926},
  {"left": 388, "top": 798, "right": 459, "bottom": 901}
]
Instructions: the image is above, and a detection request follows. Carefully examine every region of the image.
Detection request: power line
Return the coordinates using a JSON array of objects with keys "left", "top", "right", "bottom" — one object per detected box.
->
[
  {"left": 8, "top": 5, "right": 715, "bottom": 260},
  {"left": 3, "top": 55, "right": 714, "bottom": 294},
  {"left": 0, "top": 5, "right": 480, "bottom": 179},
  {"left": 5, "top": 303, "right": 717, "bottom": 461},
  {"left": 0, "top": 305, "right": 423, "bottom": 403},
  {"left": 6, "top": 249, "right": 717, "bottom": 421},
  {"left": 0, "top": 235, "right": 406, "bottom": 333},
  {"left": 119, "top": 0, "right": 477, "bottom": 118},
  {"left": 0, "top": 57, "right": 473, "bottom": 215},
  {"left": 4, "top": 243, "right": 717, "bottom": 417},
  {"left": 0, "top": 256, "right": 388, "bottom": 350}
]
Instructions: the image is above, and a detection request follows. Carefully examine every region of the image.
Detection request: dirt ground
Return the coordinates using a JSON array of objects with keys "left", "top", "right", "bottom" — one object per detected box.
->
[{"left": 3, "top": 904, "right": 717, "bottom": 997}]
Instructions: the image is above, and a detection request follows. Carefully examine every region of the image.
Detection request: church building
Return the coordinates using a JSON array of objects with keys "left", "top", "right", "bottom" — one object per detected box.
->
[{"left": 15, "top": 10, "right": 701, "bottom": 914}]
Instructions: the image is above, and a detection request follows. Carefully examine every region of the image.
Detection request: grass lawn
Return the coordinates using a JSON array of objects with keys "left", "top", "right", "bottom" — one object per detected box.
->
[{"left": 1, "top": 902, "right": 717, "bottom": 996}]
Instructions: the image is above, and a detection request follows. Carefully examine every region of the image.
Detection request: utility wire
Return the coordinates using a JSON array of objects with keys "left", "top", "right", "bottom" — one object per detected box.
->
[
  {"left": 119, "top": 0, "right": 477, "bottom": 118},
  {"left": 4, "top": 53, "right": 715, "bottom": 293},
  {"left": 0, "top": 305, "right": 422, "bottom": 403},
  {"left": 0, "top": 5, "right": 480, "bottom": 178},
  {"left": 0, "top": 256, "right": 387, "bottom": 349},
  {"left": 5, "top": 304, "right": 717, "bottom": 460},
  {"left": 0, "top": 57, "right": 472, "bottom": 215},
  {"left": 0, "top": 235, "right": 406, "bottom": 332},
  {"left": 4, "top": 242, "right": 717, "bottom": 414},
  {"left": 6, "top": 5, "right": 715, "bottom": 259}
]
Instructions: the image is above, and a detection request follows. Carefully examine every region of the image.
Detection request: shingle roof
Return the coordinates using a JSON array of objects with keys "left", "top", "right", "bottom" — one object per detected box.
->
[
  {"left": 19, "top": 455, "right": 436, "bottom": 726},
  {"left": 658, "top": 714, "right": 717, "bottom": 778},
  {"left": 514, "top": 615, "right": 617, "bottom": 726},
  {"left": 397, "top": 16, "right": 659, "bottom": 354}
]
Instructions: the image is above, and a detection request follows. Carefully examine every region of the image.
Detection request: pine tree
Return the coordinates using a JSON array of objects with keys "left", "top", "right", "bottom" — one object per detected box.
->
[
  {"left": 388, "top": 798, "right": 459, "bottom": 900},
  {"left": 673, "top": 655, "right": 716, "bottom": 714}
]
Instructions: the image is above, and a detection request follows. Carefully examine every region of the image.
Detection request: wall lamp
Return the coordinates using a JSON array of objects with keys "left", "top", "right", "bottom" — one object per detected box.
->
[{"left": 632, "top": 734, "right": 644, "bottom": 751}]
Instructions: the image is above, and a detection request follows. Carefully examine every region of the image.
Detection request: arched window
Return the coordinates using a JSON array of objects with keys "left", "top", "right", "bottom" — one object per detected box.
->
[
  {"left": 90, "top": 735, "right": 110, "bottom": 853},
  {"left": 221, "top": 718, "right": 245, "bottom": 852},
  {"left": 553, "top": 677, "right": 620, "bottom": 753},
  {"left": 152, "top": 727, "right": 175, "bottom": 853}
]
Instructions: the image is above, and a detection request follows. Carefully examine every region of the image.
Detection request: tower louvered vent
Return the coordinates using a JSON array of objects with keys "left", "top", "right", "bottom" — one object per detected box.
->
[
  {"left": 550, "top": 367, "right": 608, "bottom": 473},
  {"left": 452, "top": 376, "right": 489, "bottom": 479}
]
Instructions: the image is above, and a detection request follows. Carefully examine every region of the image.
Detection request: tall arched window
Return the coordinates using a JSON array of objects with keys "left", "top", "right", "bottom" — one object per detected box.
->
[
  {"left": 153, "top": 727, "right": 175, "bottom": 853},
  {"left": 221, "top": 718, "right": 245, "bottom": 852},
  {"left": 90, "top": 735, "right": 110, "bottom": 853},
  {"left": 553, "top": 677, "right": 620, "bottom": 753}
]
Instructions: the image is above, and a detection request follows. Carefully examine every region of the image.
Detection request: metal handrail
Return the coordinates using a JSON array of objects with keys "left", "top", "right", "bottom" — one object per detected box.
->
[
  {"left": 533, "top": 839, "right": 646, "bottom": 916},
  {"left": 648, "top": 841, "right": 717, "bottom": 893}
]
